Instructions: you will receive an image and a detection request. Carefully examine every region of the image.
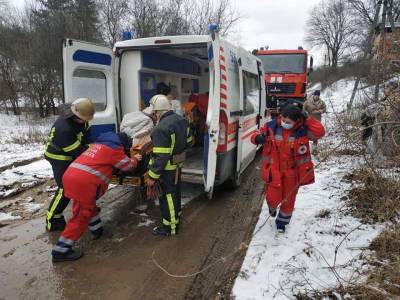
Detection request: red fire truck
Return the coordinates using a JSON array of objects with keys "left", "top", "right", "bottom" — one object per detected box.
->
[{"left": 253, "top": 48, "right": 313, "bottom": 111}]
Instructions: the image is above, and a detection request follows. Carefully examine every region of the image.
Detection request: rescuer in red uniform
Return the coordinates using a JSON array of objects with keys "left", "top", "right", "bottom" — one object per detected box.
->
[
  {"left": 251, "top": 105, "right": 325, "bottom": 232},
  {"left": 51, "top": 131, "right": 141, "bottom": 262}
]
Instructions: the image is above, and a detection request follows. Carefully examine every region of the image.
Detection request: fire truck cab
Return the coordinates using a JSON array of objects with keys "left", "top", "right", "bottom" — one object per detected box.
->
[{"left": 254, "top": 48, "right": 313, "bottom": 110}]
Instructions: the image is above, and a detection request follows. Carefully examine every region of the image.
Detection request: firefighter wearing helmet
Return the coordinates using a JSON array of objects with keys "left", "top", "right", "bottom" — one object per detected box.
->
[
  {"left": 146, "top": 94, "right": 193, "bottom": 236},
  {"left": 44, "top": 98, "right": 95, "bottom": 231}
]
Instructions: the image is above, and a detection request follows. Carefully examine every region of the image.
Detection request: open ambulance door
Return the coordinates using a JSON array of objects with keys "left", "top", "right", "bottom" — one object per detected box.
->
[
  {"left": 63, "top": 39, "right": 117, "bottom": 140},
  {"left": 203, "top": 37, "right": 221, "bottom": 198},
  {"left": 236, "top": 48, "right": 261, "bottom": 176}
]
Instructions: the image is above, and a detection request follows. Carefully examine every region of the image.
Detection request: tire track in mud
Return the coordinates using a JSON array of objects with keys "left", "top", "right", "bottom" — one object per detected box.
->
[
  {"left": 184, "top": 155, "right": 265, "bottom": 299},
  {"left": 0, "top": 156, "right": 265, "bottom": 300}
]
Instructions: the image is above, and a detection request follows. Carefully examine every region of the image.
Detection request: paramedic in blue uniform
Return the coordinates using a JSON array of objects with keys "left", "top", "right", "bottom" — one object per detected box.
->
[
  {"left": 146, "top": 95, "right": 193, "bottom": 236},
  {"left": 44, "top": 98, "right": 95, "bottom": 231}
]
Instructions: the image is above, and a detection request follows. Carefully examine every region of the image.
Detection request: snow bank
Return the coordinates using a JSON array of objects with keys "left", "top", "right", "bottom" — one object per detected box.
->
[
  {"left": 232, "top": 157, "right": 382, "bottom": 299},
  {"left": 0, "top": 212, "right": 22, "bottom": 222},
  {"left": 0, "top": 160, "right": 52, "bottom": 196}
]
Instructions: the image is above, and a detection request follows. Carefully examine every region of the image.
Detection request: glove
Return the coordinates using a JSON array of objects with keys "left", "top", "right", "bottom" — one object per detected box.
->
[
  {"left": 255, "top": 132, "right": 267, "bottom": 144},
  {"left": 146, "top": 179, "right": 162, "bottom": 200},
  {"left": 301, "top": 111, "right": 309, "bottom": 119}
]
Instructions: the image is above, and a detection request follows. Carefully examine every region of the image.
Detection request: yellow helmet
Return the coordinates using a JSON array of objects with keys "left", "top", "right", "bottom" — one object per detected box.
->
[{"left": 71, "top": 98, "right": 95, "bottom": 121}]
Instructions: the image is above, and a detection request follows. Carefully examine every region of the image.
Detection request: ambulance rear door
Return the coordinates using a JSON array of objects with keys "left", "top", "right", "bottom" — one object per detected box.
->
[
  {"left": 203, "top": 36, "right": 221, "bottom": 197},
  {"left": 63, "top": 39, "right": 117, "bottom": 140},
  {"left": 236, "top": 48, "right": 261, "bottom": 174}
]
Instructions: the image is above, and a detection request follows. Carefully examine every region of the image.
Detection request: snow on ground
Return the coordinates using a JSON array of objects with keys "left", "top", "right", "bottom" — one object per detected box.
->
[
  {"left": 0, "top": 212, "right": 22, "bottom": 222},
  {"left": 0, "top": 113, "right": 54, "bottom": 197},
  {"left": 0, "top": 160, "right": 53, "bottom": 198},
  {"left": 0, "top": 113, "right": 54, "bottom": 168},
  {"left": 233, "top": 78, "right": 382, "bottom": 299},
  {"left": 233, "top": 156, "right": 382, "bottom": 299}
]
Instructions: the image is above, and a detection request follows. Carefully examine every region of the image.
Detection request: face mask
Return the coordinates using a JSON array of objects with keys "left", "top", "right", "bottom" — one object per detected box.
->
[{"left": 281, "top": 121, "right": 294, "bottom": 130}]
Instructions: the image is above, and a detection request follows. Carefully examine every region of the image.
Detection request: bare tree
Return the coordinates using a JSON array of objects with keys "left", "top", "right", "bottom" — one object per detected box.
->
[
  {"left": 97, "top": 0, "right": 128, "bottom": 47},
  {"left": 305, "top": 0, "right": 357, "bottom": 68},
  {"left": 125, "top": 0, "right": 240, "bottom": 39},
  {"left": 179, "top": 0, "right": 240, "bottom": 36}
]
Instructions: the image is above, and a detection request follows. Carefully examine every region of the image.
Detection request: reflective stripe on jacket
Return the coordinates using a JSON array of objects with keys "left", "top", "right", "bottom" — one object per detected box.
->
[
  {"left": 149, "top": 111, "right": 191, "bottom": 179},
  {"left": 44, "top": 117, "right": 92, "bottom": 161},
  {"left": 62, "top": 132, "right": 138, "bottom": 203},
  {"left": 251, "top": 116, "right": 325, "bottom": 187}
]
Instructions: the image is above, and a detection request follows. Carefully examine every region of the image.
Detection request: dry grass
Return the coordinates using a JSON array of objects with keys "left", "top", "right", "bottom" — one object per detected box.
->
[
  {"left": 343, "top": 168, "right": 400, "bottom": 223},
  {"left": 296, "top": 226, "right": 400, "bottom": 299}
]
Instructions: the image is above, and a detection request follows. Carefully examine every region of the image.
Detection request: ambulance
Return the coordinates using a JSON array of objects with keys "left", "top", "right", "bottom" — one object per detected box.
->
[{"left": 62, "top": 26, "right": 267, "bottom": 197}]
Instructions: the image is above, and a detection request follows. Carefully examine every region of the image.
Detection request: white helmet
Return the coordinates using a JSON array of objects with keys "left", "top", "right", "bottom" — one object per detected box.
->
[
  {"left": 71, "top": 98, "right": 95, "bottom": 121},
  {"left": 150, "top": 94, "right": 171, "bottom": 112}
]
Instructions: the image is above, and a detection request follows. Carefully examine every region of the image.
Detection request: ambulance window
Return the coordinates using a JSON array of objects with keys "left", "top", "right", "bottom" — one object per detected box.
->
[
  {"left": 243, "top": 71, "right": 259, "bottom": 116},
  {"left": 72, "top": 69, "right": 107, "bottom": 111}
]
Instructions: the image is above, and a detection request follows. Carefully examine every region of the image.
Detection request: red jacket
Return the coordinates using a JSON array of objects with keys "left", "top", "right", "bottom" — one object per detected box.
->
[
  {"left": 251, "top": 116, "right": 325, "bottom": 186},
  {"left": 63, "top": 132, "right": 138, "bottom": 204}
]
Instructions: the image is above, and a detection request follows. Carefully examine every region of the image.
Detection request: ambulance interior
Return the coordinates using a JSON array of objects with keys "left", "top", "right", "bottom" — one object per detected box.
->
[{"left": 120, "top": 44, "right": 211, "bottom": 181}]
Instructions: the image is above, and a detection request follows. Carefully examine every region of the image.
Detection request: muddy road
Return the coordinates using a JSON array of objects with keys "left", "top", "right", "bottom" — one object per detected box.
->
[{"left": 0, "top": 156, "right": 264, "bottom": 300}]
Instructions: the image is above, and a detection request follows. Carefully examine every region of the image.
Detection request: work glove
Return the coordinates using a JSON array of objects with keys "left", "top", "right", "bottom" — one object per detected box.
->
[
  {"left": 255, "top": 132, "right": 267, "bottom": 144},
  {"left": 146, "top": 178, "right": 162, "bottom": 201}
]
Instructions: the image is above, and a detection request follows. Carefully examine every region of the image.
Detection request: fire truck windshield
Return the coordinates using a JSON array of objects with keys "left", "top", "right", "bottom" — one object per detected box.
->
[{"left": 258, "top": 54, "right": 306, "bottom": 74}]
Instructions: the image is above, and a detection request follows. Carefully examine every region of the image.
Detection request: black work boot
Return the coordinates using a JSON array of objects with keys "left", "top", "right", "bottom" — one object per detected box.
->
[
  {"left": 152, "top": 226, "right": 170, "bottom": 237},
  {"left": 52, "top": 248, "right": 84, "bottom": 263},
  {"left": 46, "top": 217, "right": 66, "bottom": 232},
  {"left": 91, "top": 227, "right": 104, "bottom": 240}
]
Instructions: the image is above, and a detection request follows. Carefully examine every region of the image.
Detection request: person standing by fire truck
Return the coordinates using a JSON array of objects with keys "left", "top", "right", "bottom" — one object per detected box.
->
[
  {"left": 303, "top": 90, "right": 326, "bottom": 155},
  {"left": 251, "top": 105, "right": 325, "bottom": 233},
  {"left": 44, "top": 98, "right": 95, "bottom": 231},
  {"left": 146, "top": 94, "right": 192, "bottom": 236},
  {"left": 303, "top": 90, "right": 326, "bottom": 121}
]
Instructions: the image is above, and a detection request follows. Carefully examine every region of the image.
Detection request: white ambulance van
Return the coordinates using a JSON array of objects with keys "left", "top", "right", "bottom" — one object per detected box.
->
[{"left": 63, "top": 29, "right": 267, "bottom": 197}]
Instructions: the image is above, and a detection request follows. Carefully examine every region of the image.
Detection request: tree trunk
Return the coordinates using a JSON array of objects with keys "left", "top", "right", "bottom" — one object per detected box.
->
[{"left": 348, "top": 0, "right": 383, "bottom": 110}]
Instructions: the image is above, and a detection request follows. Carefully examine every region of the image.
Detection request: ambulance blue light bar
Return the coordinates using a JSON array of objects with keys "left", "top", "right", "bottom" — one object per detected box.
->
[
  {"left": 122, "top": 31, "right": 133, "bottom": 40},
  {"left": 208, "top": 23, "right": 219, "bottom": 32}
]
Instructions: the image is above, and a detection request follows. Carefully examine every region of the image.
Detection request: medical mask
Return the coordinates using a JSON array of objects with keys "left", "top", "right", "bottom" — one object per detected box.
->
[{"left": 281, "top": 122, "right": 294, "bottom": 130}]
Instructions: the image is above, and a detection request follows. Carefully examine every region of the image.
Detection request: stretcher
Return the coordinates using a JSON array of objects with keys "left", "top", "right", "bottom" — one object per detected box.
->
[{"left": 112, "top": 142, "right": 153, "bottom": 200}]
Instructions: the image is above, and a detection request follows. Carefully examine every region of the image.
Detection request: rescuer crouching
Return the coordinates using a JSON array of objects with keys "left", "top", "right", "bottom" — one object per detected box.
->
[
  {"left": 251, "top": 105, "right": 325, "bottom": 233},
  {"left": 51, "top": 131, "right": 141, "bottom": 262}
]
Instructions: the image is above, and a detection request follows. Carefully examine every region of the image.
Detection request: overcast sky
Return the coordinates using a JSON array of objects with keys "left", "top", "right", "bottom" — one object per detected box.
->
[
  {"left": 232, "top": 0, "right": 322, "bottom": 63},
  {"left": 11, "top": 0, "right": 323, "bottom": 63}
]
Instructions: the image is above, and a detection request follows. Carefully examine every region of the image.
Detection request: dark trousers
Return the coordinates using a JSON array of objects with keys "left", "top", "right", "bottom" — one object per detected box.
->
[
  {"left": 159, "top": 169, "right": 182, "bottom": 235},
  {"left": 46, "top": 160, "right": 71, "bottom": 229}
]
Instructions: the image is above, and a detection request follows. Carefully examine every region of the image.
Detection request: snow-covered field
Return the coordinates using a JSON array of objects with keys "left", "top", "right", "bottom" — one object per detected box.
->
[
  {"left": 232, "top": 78, "right": 383, "bottom": 299},
  {"left": 0, "top": 114, "right": 54, "bottom": 218},
  {"left": 0, "top": 114, "right": 54, "bottom": 169}
]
